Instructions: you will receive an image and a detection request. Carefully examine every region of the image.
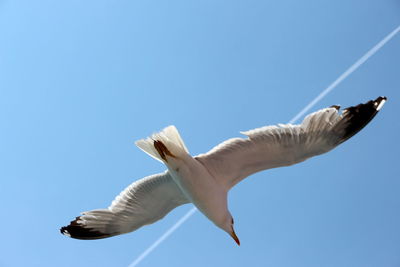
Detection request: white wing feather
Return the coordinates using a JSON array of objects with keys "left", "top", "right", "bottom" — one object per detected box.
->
[
  {"left": 61, "top": 171, "right": 189, "bottom": 239},
  {"left": 196, "top": 97, "right": 386, "bottom": 190}
]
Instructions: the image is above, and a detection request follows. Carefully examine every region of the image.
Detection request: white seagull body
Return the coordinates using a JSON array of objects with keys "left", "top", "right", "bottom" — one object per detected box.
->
[{"left": 61, "top": 96, "right": 386, "bottom": 244}]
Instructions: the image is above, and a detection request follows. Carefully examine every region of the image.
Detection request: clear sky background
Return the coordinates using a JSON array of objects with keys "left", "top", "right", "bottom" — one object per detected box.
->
[{"left": 1, "top": 1, "right": 399, "bottom": 267}]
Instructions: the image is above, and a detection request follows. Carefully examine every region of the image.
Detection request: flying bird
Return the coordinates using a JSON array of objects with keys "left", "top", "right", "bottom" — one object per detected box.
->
[{"left": 61, "top": 96, "right": 386, "bottom": 245}]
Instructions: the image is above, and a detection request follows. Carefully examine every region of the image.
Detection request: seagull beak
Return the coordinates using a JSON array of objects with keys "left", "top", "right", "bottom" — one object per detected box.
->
[{"left": 230, "top": 227, "right": 240, "bottom": 246}]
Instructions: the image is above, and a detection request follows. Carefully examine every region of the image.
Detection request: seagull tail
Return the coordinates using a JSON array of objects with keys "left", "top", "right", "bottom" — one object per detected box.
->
[{"left": 135, "top": 125, "right": 190, "bottom": 163}]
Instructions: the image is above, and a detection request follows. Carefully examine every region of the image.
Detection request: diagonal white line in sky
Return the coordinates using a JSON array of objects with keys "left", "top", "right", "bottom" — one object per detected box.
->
[
  {"left": 127, "top": 207, "right": 197, "bottom": 267},
  {"left": 289, "top": 24, "right": 400, "bottom": 124},
  {"left": 128, "top": 24, "right": 400, "bottom": 267}
]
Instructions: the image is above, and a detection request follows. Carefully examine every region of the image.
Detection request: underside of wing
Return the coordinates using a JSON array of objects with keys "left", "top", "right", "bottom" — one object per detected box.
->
[
  {"left": 196, "top": 97, "right": 386, "bottom": 189},
  {"left": 60, "top": 171, "right": 189, "bottom": 240}
]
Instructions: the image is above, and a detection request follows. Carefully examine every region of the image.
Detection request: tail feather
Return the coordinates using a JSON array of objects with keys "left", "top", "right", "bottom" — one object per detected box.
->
[{"left": 135, "top": 125, "right": 189, "bottom": 163}]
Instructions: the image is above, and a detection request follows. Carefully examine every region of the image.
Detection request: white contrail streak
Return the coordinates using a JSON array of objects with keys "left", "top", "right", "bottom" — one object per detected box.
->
[
  {"left": 127, "top": 207, "right": 197, "bottom": 267},
  {"left": 289, "top": 24, "right": 400, "bottom": 124},
  {"left": 128, "top": 24, "right": 400, "bottom": 267}
]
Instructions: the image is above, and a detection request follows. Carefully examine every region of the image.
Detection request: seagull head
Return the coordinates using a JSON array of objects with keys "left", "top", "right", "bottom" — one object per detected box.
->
[{"left": 220, "top": 216, "right": 240, "bottom": 246}]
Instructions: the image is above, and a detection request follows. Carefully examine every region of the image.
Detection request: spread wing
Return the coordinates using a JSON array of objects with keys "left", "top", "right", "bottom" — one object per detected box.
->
[
  {"left": 60, "top": 171, "right": 189, "bottom": 239},
  {"left": 196, "top": 97, "right": 386, "bottom": 190}
]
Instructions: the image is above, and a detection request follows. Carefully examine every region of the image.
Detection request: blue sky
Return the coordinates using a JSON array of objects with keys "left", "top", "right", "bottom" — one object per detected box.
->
[{"left": 1, "top": 1, "right": 399, "bottom": 266}]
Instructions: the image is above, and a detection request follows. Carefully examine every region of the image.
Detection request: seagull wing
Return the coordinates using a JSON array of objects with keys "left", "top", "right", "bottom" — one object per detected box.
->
[
  {"left": 196, "top": 97, "right": 386, "bottom": 190},
  {"left": 60, "top": 171, "right": 189, "bottom": 239}
]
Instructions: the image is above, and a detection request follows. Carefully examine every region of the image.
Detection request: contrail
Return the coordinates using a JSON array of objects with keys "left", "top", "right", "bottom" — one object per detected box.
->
[
  {"left": 127, "top": 207, "right": 197, "bottom": 267},
  {"left": 128, "top": 24, "right": 400, "bottom": 267},
  {"left": 289, "top": 24, "right": 400, "bottom": 124}
]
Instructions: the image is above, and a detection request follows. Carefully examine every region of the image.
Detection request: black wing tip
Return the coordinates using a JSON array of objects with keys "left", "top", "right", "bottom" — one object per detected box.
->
[
  {"left": 60, "top": 226, "right": 69, "bottom": 235},
  {"left": 375, "top": 96, "right": 387, "bottom": 110},
  {"left": 340, "top": 96, "right": 387, "bottom": 142},
  {"left": 60, "top": 217, "right": 111, "bottom": 240}
]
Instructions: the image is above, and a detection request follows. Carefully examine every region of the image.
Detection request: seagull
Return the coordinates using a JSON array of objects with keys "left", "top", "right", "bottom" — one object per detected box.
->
[{"left": 61, "top": 96, "right": 386, "bottom": 245}]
